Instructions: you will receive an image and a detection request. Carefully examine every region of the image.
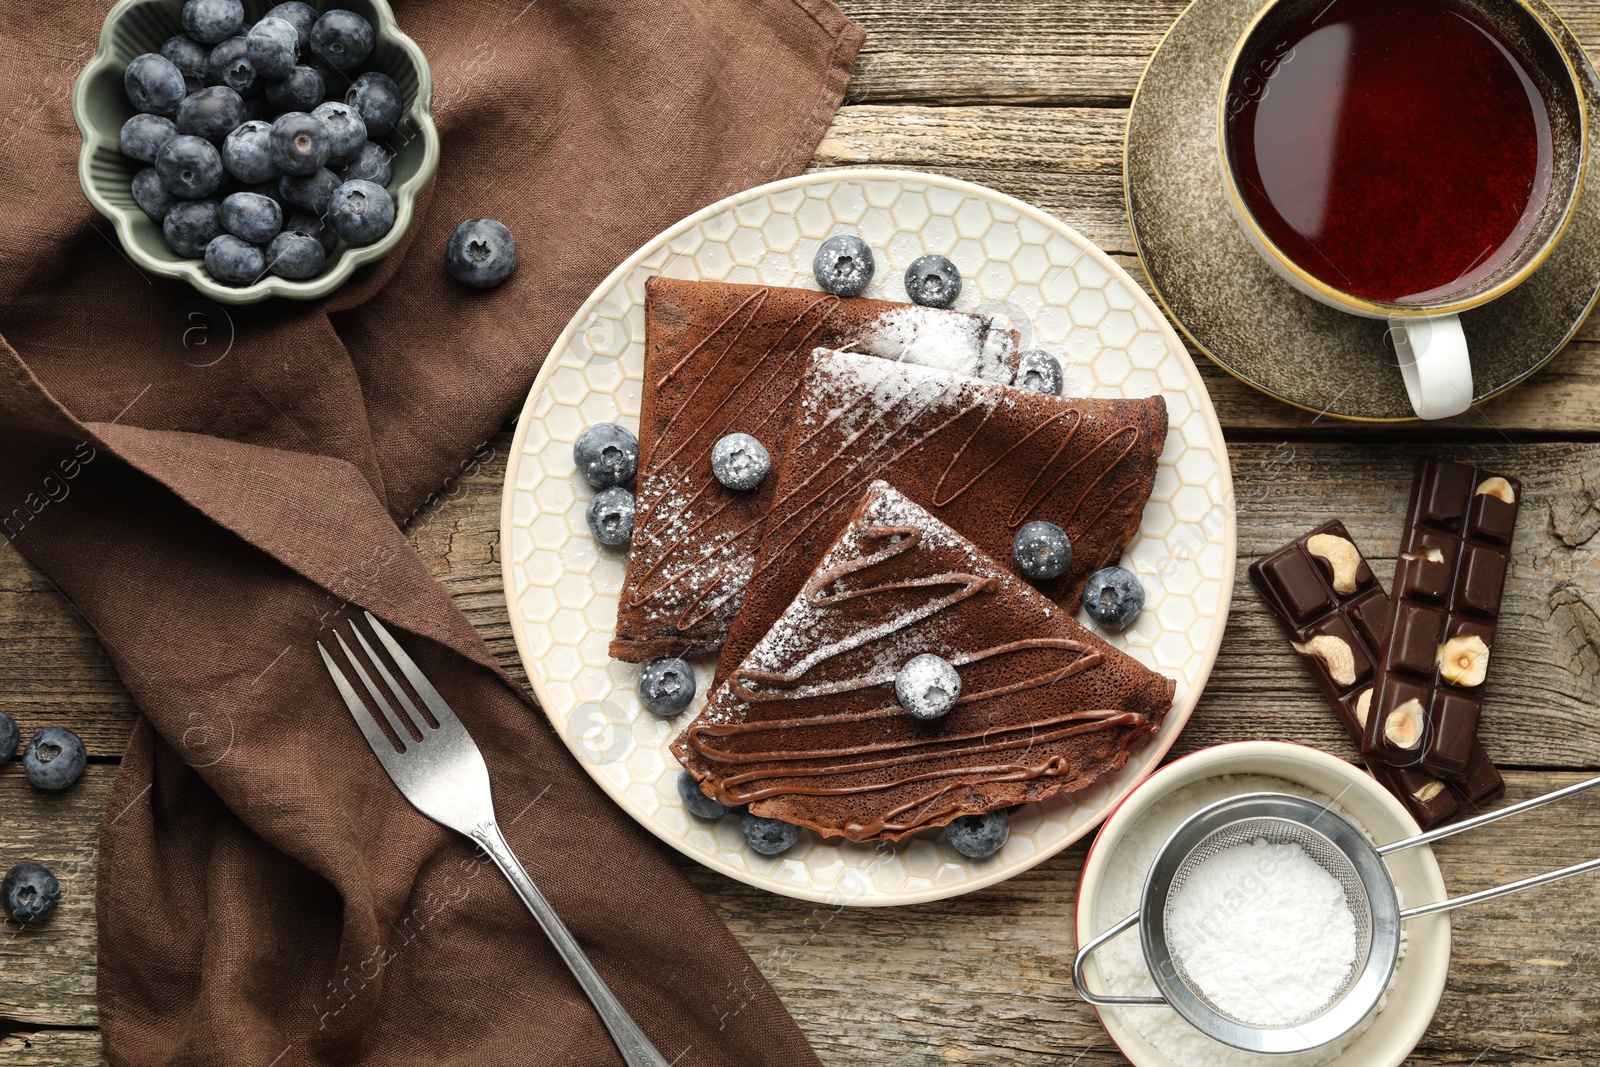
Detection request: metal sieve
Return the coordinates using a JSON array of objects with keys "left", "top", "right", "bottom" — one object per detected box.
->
[{"left": 1074, "top": 776, "right": 1600, "bottom": 1055}]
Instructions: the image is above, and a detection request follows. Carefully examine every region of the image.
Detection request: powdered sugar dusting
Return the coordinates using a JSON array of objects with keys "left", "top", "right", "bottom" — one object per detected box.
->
[{"left": 857, "top": 306, "right": 1015, "bottom": 383}]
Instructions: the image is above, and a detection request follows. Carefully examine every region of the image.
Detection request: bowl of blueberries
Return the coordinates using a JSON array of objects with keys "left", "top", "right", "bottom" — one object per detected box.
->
[{"left": 72, "top": 0, "right": 440, "bottom": 303}]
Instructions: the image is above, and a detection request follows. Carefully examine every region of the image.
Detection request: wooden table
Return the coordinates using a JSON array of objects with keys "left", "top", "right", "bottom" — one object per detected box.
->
[{"left": 7, "top": 3, "right": 1600, "bottom": 1063}]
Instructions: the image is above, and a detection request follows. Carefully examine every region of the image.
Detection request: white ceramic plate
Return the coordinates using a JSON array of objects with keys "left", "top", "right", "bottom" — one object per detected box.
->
[{"left": 499, "top": 169, "right": 1235, "bottom": 905}]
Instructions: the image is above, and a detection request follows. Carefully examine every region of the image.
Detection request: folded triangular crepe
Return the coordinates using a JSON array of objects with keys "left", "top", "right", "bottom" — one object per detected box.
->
[
  {"left": 611, "top": 277, "right": 1019, "bottom": 662},
  {"left": 675, "top": 481, "right": 1175, "bottom": 842},
  {"left": 715, "top": 348, "right": 1167, "bottom": 679}
]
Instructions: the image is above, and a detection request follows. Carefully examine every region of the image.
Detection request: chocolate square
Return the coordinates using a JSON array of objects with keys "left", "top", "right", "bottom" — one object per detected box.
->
[
  {"left": 1467, "top": 490, "right": 1518, "bottom": 544},
  {"left": 1418, "top": 459, "right": 1474, "bottom": 531},
  {"left": 1456, "top": 543, "right": 1507, "bottom": 616},
  {"left": 1260, "top": 548, "right": 1333, "bottom": 624},
  {"left": 1391, "top": 605, "right": 1444, "bottom": 677},
  {"left": 1348, "top": 589, "right": 1390, "bottom": 650}
]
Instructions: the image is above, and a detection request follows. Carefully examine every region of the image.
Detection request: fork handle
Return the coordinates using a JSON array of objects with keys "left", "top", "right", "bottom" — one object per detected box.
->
[{"left": 471, "top": 821, "right": 673, "bottom": 1067}]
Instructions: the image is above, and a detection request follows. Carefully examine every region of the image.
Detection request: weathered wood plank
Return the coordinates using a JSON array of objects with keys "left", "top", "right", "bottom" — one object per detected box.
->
[{"left": 0, "top": 1032, "right": 103, "bottom": 1067}]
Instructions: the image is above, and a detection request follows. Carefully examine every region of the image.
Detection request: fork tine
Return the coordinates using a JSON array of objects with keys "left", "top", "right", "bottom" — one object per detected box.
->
[
  {"left": 349, "top": 622, "right": 432, "bottom": 735},
  {"left": 333, "top": 630, "right": 418, "bottom": 748},
  {"left": 362, "top": 611, "right": 466, "bottom": 732},
  {"left": 318, "top": 641, "right": 406, "bottom": 763}
]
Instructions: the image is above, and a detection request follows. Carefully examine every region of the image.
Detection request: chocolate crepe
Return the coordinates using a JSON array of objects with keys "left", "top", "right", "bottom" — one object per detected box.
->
[
  {"left": 715, "top": 348, "right": 1168, "bottom": 680},
  {"left": 612, "top": 277, "right": 1020, "bottom": 662},
  {"left": 676, "top": 481, "right": 1174, "bottom": 841}
]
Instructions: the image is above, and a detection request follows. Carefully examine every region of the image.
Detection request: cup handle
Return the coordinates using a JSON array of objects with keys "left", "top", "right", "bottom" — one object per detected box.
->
[{"left": 1388, "top": 313, "right": 1474, "bottom": 420}]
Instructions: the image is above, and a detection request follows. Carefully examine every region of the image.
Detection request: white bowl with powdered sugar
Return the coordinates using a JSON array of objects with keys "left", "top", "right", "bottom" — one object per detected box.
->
[{"left": 1074, "top": 741, "right": 1451, "bottom": 1067}]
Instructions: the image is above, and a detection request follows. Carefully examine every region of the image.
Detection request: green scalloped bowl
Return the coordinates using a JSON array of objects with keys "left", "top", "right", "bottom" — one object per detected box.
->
[{"left": 73, "top": 0, "right": 439, "bottom": 304}]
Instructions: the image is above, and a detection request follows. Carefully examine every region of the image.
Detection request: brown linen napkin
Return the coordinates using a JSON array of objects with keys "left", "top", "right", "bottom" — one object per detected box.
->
[{"left": 0, "top": 0, "right": 863, "bottom": 1063}]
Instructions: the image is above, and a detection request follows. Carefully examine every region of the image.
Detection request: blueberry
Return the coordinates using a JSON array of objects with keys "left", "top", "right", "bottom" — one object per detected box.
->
[
  {"left": 268, "top": 111, "right": 329, "bottom": 175},
  {"left": 1013, "top": 521, "right": 1071, "bottom": 582},
  {"left": 1014, "top": 350, "right": 1064, "bottom": 396},
  {"left": 132, "top": 167, "right": 179, "bottom": 221},
  {"left": 208, "top": 36, "right": 259, "bottom": 96},
  {"left": 125, "top": 53, "right": 187, "bottom": 116},
  {"left": 161, "top": 35, "right": 212, "bottom": 93},
  {"left": 1, "top": 863, "right": 61, "bottom": 925},
  {"left": 175, "top": 85, "right": 245, "bottom": 143},
  {"left": 204, "top": 234, "right": 265, "bottom": 286},
  {"left": 325, "top": 179, "right": 394, "bottom": 245},
  {"left": 1082, "top": 566, "right": 1145, "bottom": 631},
  {"left": 445, "top": 218, "right": 517, "bottom": 289},
  {"left": 311, "top": 9, "right": 375, "bottom": 70},
  {"left": 285, "top": 210, "right": 337, "bottom": 253},
  {"left": 573, "top": 423, "right": 638, "bottom": 489},
  {"left": 944, "top": 811, "right": 1009, "bottom": 859},
  {"left": 220, "top": 191, "right": 281, "bottom": 243},
  {"left": 307, "top": 53, "right": 352, "bottom": 98},
  {"left": 895, "top": 653, "right": 962, "bottom": 721},
  {"left": 265, "top": 1, "right": 318, "bottom": 48},
  {"left": 264, "top": 64, "right": 324, "bottom": 112},
  {"left": 344, "top": 70, "right": 401, "bottom": 135},
  {"left": 339, "top": 141, "right": 391, "bottom": 185},
  {"left": 311, "top": 101, "right": 366, "bottom": 166},
  {"left": 678, "top": 769, "right": 731, "bottom": 819},
  {"left": 163, "top": 198, "right": 222, "bottom": 256},
  {"left": 265, "top": 229, "right": 326, "bottom": 279},
  {"left": 638, "top": 656, "right": 696, "bottom": 716},
  {"left": 741, "top": 813, "right": 800, "bottom": 856},
  {"left": 222, "top": 119, "right": 277, "bottom": 183},
  {"left": 246, "top": 17, "right": 300, "bottom": 79},
  {"left": 22, "top": 727, "right": 86, "bottom": 791},
  {"left": 710, "top": 433, "right": 769, "bottom": 491},
  {"left": 0, "top": 711, "right": 17, "bottom": 765},
  {"left": 183, "top": 0, "right": 244, "bottom": 44},
  {"left": 586, "top": 486, "right": 635, "bottom": 548},
  {"left": 278, "top": 166, "right": 340, "bottom": 212},
  {"left": 812, "top": 234, "right": 874, "bottom": 297},
  {"left": 156, "top": 134, "right": 223, "bottom": 199},
  {"left": 119, "top": 113, "right": 177, "bottom": 163},
  {"left": 904, "top": 254, "right": 961, "bottom": 308}
]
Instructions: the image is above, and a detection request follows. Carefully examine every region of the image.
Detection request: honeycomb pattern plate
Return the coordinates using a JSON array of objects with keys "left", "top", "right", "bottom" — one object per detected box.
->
[{"left": 500, "top": 170, "right": 1235, "bottom": 906}]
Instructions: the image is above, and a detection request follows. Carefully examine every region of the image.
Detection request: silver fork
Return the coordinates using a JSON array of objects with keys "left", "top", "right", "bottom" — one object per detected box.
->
[{"left": 318, "top": 611, "right": 671, "bottom": 1067}]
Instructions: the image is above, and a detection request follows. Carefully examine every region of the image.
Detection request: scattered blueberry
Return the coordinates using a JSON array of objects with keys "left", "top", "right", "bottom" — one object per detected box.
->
[
  {"left": 265, "top": 1, "right": 318, "bottom": 48},
  {"left": 175, "top": 85, "right": 246, "bottom": 144},
  {"left": 0, "top": 711, "right": 17, "bottom": 765},
  {"left": 311, "top": 101, "right": 366, "bottom": 165},
  {"left": 221, "top": 119, "right": 277, "bottom": 183},
  {"left": 710, "top": 433, "right": 770, "bottom": 491},
  {"left": 163, "top": 199, "right": 223, "bottom": 256},
  {"left": 678, "top": 770, "right": 731, "bottom": 819},
  {"left": 182, "top": 0, "right": 244, "bottom": 44},
  {"left": 124, "top": 53, "right": 187, "bottom": 116},
  {"left": 285, "top": 209, "right": 337, "bottom": 254},
  {"left": 22, "top": 727, "right": 86, "bottom": 792},
  {"left": 156, "top": 134, "right": 224, "bottom": 199},
  {"left": 573, "top": 423, "right": 639, "bottom": 489},
  {"left": 221, "top": 191, "right": 282, "bottom": 243},
  {"left": 265, "top": 229, "right": 326, "bottom": 279},
  {"left": 1, "top": 863, "right": 61, "bottom": 925},
  {"left": 445, "top": 218, "right": 517, "bottom": 289},
  {"left": 586, "top": 486, "right": 636, "bottom": 548},
  {"left": 278, "top": 166, "right": 341, "bottom": 212},
  {"left": 311, "top": 9, "right": 375, "bottom": 70},
  {"left": 344, "top": 71, "right": 401, "bottom": 135},
  {"left": 208, "top": 36, "right": 259, "bottom": 96},
  {"left": 132, "top": 167, "right": 179, "bottom": 220},
  {"left": 339, "top": 141, "right": 391, "bottom": 185},
  {"left": 741, "top": 813, "right": 801, "bottom": 856},
  {"left": 895, "top": 653, "right": 962, "bottom": 721},
  {"left": 204, "top": 234, "right": 265, "bottom": 286},
  {"left": 812, "top": 234, "right": 874, "bottom": 297},
  {"left": 1014, "top": 350, "right": 1064, "bottom": 396},
  {"left": 325, "top": 179, "right": 393, "bottom": 244},
  {"left": 1013, "top": 521, "right": 1072, "bottom": 582},
  {"left": 1082, "top": 566, "right": 1145, "bottom": 631},
  {"left": 268, "top": 111, "right": 329, "bottom": 174},
  {"left": 904, "top": 254, "right": 961, "bottom": 308},
  {"left": 264, "top": 65, "right": 325, "bottom": 113},
  {"left": 119, "top": 113, "right": 177, "bottom": 163},
  {"left": 944, "top": 811, "right": 1010, "bottom": 859},
  {"left": 246, "top": 16, "right": 300, "bottom": 79},
  {"left": 161, "top": 34, "right": 212, "bottom": 93},
  {"left": 638, "top": 656, "right": 696, "bottom": 717}
]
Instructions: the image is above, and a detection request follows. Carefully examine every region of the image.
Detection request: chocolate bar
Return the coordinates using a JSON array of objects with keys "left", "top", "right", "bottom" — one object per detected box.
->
[
  {"left": 1250, "top": 519, "right": 1475, "bottom": 829},
  {"left": 1363, "top": 458, "right": 1520, "bottom": 780}
]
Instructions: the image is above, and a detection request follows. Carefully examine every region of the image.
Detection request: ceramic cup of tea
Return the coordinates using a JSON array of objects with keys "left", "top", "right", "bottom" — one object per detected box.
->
[{"left": 1218, "top": 0, "right": 1588, "bottom": 419}]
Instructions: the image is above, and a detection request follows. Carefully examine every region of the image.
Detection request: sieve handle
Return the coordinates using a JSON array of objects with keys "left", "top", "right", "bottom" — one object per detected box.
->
[
  {"left": 1071, "top": 913, "right": 1168, "bottom": 1006},
  {"left": 1377, "top": 772, "right": 1600, "bottom": 856},
  {"left": 1401, "top": 855, "right": 1600, "bottom": 920}
]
